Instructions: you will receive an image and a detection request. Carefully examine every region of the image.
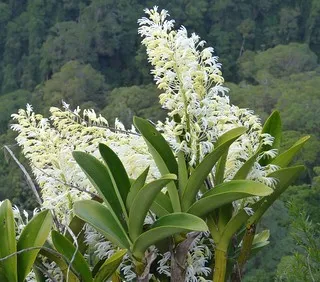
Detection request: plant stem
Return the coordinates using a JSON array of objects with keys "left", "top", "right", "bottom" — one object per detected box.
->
[
  {"left": 213, "top": 248, "right": 227, "bottom": 282},
  {"left": 231, "top": 224, "right": 256, "bottom": 282},
  {"left": 238, "top": 224, "right": 256, "bottom": 268}
]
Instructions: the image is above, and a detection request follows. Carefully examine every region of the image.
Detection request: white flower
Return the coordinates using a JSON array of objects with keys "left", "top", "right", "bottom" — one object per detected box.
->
[
  {"left": 11, "top": 106, "right": 159, "bottom": 225},
  {"left": 139, "top": 7, "right": 280, "bottom": 191}
]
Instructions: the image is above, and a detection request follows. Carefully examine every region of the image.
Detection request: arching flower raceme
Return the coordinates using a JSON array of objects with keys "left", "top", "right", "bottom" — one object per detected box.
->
[{"left": 11, "top": 103, "right": 158, "bottom": 225}]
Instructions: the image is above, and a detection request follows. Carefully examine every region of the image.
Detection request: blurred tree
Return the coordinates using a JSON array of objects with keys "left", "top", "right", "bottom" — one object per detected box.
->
[
  {"left": 275, "top": 204, "right": 320, "bottom": 281},
  {"left": 276, "top": 71, "right": 320, "bottom": 136},
  {"left": 101, "top": 84, "right": 165, "bottom": 127},
  {"left": 36, "top": 61, "right": 107, "bottom": 113},
  {"left": 40, "top": 21, "right": 97, "bottom": 79},
  {"left": 0, "top": 89, "right": 31, "bottom": 134},
  {"left": 237, "top": 43, "right": 318, "bottom": 82}
]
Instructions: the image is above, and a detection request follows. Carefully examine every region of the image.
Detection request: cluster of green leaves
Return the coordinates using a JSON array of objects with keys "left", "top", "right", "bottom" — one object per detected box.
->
[
  {"left": 68, "top": 112, "right": 308, "bottom": 281},
  {"left": 0, "top": 1, "right": 319, "bottom": 280},
  {"left": 0, "top": 200, "right": 52, "bottom": 282},
  {"left": 275, "top": 203, "right": 320, "bottom": 282}
]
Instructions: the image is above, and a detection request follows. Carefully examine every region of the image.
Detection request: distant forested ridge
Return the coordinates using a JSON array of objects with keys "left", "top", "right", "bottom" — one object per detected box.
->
[{"left": 0, "top": 1, "right": 319, "bottom": 281}]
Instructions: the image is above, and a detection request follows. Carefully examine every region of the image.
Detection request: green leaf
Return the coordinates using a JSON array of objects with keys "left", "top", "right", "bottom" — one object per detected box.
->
[
  {"left": 94, "top": 249, "right": 126, "bottom": 282},
  {"left": 0, "top": 200, "right": 17, "bottom": 282},
  {"left": 216, "top": 207, "right": 252, "bottom": 251},
  {"left": 214, "top": 152, "right": 228, "bottom": 186},
  {"left": 187, "top": 180, "right": 273, "bottom": 217},
  {"left": 133, "top": 117, "right": 178, "bottom": 176},
  {"left": 248, "top": 166, "right": 305, "bottom": 225},
  {"left": 128, "top": 174, "right": 177, "bottom": 241},
  {"left": 249, "top": 241, "right": 270, "bottom": 257},
  {"left": 126, "top": 167, "right": 149, "bottom": 211},
  {"left": 73, "top": 200, "right": 131, "bottom": 249},
  {"left": 181, "top": 127, "right": 247, "bottom": 210},
  {"left": 73, "top": 151, "right": 128, "bottom": 225},
  {"left": 66, "top": 216, "right": 87, "bottom": 254},
  {"left": 234, "top": 230, "right": 270, "bottom": 258},
  {"left": 177, "top": 150, "right": 188, "bottom": 195},
  {"left": 252, "top": 230, "right": 270, "bottom": 245},
  {"left": 33, "top": 260, "right": 47, "bottom": 282},
  {"left": 99, "top": 143, "right": 131, "bottom": 207},
  {"left": 233, "top": 152, "right": 259, "bottom": 180},
  {"left": 133, "top": 116, "right": 181, "bottom": 212},
  {"left": 52, "top": 231, "right": 92, "bottom": 282},
  {"left": 271, "top": 136, "right": 310, "bottom": 168},
  {"left": 259, "top": 111, "right": 282, "bottom": 166},
  {"left": 39, "top": 243, "right": 78, "bottom": 281},
  {"left": 17, "top": 210, "right": 52, "bottom": 282},
  {"left": 132, "top": 213, "right": 207, "bottom": 259},
  {"left": 151, "top": 192, "right": 173, "bottom": 217}
]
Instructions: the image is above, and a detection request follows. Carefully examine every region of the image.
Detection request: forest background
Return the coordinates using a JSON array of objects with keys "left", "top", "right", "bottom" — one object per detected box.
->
[{"left": 0, "top": 0, "right": 319, "bottom": 281}]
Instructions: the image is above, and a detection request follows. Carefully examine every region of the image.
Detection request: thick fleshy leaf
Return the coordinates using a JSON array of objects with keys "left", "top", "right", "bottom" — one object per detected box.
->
[
  {"left": 133, "top": 117, "right": 180, "bottom": 212},
  {"left": 248, "top": 166, "right": 305, "bottom": 225},
  {"left": 214, "top": 153, "right": 228, "bottom": 186},
  {"left": 73, "top": 151, "right": 128, "bottom": 225},
  {"left": 187, "top": 180, "right": 273, "bottom": 217},
  {"left": 94, "top": 249, "right": 126, "bottom": 282},
  {"left": 132, "top": 213, "right": 207, "bottom": 259},
  {"left": 0, "top": 200, "right": 17, "bottom": 282},
  {"left": 271, "top": 136, "right": 310, "bottom": 168},
  {"left": 17, "top": 210, "right": 52, "bottom": 282},
  {"left": 234, "top": 230, "right": 270, "bottom": 258},
  {"left": 99, "top": 143, "right": 131, "bottom": 206},
  {"left": 252, "top": 230, "right": 270, "bottom": 245},
  {"left": 66, "top": 216, "right": 87, "bottom": 254},
  {"left": 259, "top": 111, "right": 282, "bottom": 165},
  {"left": 177, "top": 150, "right": 188, "bottom": 195},
  {"left": 133, "top": 117, "right": 178, "bottom": 176},
  {"left": 126, "top": 167, "right": 149, "bottom": 211},
  {"left": 39, "top": 243, "right": 78, "bottom": 281},
  {"left": 151, "top": 192, "right": 173, "bottom": 217},
  {"left": 216, "top": 207, "right": 252, "bottom": 251},
  {"left": 73, "top": 200, "right": 131, "bottom": 249},
  {"left": 233, "top": 152, "right": 259, "bottom": 180},
  {"left": 128, "top": 174, "right": 176, "bottom": 240},
  {"left": 182, "top": 127, "right": 247, "bottom": 210},
  {"left": 52, "top": 231, "right": 92, "bottom": 282},
  {"left": 33, "top": 260, "right": 47, "bottom": 282},
  {"left": 249, "top": 241, "right": 270, "bottom": 257}
]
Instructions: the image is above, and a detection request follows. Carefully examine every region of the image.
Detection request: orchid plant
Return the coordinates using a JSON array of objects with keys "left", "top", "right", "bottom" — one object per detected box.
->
[{"left": 2, "top": 6, "right": 310, "bottom": 282}]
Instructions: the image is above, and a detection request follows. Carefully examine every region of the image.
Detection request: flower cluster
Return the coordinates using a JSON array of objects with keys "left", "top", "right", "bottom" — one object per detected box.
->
[
  {"left": 9, "top": 7, "right": 283, "bottom": 282},
  {"left": 139, "top": 7, "right": 278, "bottom": 188},
  {"left": 11, "top": 103, "right": 158, "bottom": 225}
]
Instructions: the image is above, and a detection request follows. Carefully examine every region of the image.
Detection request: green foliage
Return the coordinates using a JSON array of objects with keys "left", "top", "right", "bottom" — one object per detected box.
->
[
  {"left": 17, "top": 210, "right": 52, "bottom": 282},
  {"left": 51, "top": 230, "right": 92, "bottom": 282},
  {"left": 0, "top": 90, "right": 31, "bottom": 133},
  {"left": 237, "top": 43, "right": 318, "bottom": 82},
  {"left": 40, "top": 21, "right": 97, "bottom": 77},
  {"left": 275, "top": 204, "right": 320, "bottom": 281},
  {"left": 71, "top": 112, "right": 307, "bottom": 280},
  {"left": 36, "top": 61, "right": 107, "bottom": 113},
  {"left": 101, "top": 84, "right": 165, "bottom": 127},
  {"left": 0, "top": 200, "right": 17, "bottom": 282},
  {"left": 0, "top": 1, "right": 319, "bottom": 280},
  {"left": 73, "top": 142, "right": 207, "bottom": 265},
  {"left": 0, "top": 200, "right": 52, "bottom": 282},
  {"left": 93, "top": 249, "right": 126, "bottom": 281}
]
